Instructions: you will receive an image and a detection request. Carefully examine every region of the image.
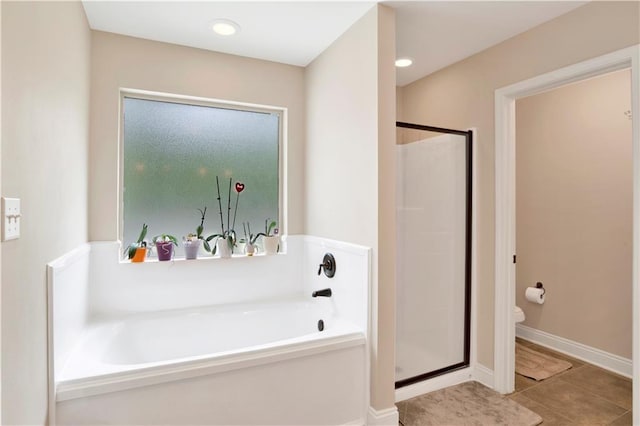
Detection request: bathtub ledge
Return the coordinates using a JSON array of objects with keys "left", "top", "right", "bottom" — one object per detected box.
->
[{"left": 56, "top": 328, "right": 365, "bottom": 401}]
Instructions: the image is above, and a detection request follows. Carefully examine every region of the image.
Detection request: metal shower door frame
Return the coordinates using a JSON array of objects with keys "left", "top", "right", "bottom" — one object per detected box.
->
[{"left": 395, "top": 121, "right": 473, "bottom": 389}]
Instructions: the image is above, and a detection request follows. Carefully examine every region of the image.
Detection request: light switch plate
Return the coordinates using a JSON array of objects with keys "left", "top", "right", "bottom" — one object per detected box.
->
[{"left": 2, "top": 197, "right": 21, "bottom": 241}]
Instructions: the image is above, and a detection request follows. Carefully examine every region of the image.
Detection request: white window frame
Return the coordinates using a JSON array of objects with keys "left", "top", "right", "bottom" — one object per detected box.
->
[{"left": 117, "top": 88, "right": 287, "bottom": 251}]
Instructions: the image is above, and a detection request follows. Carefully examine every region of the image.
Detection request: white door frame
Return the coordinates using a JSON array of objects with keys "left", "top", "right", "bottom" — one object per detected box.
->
[{"left": 494, "top": 44, "right": 640, "bottom": 419}]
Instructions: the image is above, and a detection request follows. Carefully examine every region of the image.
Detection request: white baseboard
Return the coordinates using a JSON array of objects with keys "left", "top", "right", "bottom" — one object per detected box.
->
[
  {"left": 516, "top": 324, "right": 632, "bottom": 378},
  {"left": 342, "top": 418, "right": 366, "bottom": 426},
  {"left": 473, "top": 363, "right": 495, "bottom": 389},
  {"left": 367, "top": 406, "right": 399, "bottom": 426}
]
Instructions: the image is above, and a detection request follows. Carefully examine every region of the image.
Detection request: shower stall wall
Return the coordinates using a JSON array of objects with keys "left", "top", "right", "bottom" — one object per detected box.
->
[{"left": 395, "top": 122, "right": 472, "bottom": 389}]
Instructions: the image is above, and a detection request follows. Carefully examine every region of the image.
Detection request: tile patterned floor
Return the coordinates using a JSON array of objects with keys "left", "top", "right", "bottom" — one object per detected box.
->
[
  {"left": 508, "top": 338, "right": 632, "bottom": 425},
  {"left": 397, "top": 338, "right": 633, "bottom": 425}
]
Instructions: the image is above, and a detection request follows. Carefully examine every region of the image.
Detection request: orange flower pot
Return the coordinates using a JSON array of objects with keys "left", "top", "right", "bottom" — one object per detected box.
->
[{"left": 131, "top": 247, "right": 147, "bottom": 263}]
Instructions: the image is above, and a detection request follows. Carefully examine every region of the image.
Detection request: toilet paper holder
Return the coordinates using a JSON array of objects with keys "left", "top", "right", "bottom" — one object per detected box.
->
[{"left": 535, "top": 282, "right": 546, "bottom": 297}]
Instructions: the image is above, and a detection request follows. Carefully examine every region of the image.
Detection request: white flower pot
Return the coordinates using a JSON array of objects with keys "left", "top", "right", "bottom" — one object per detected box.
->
[
  {"left": 216, "top": 238, "right": 232, "bottom": 258},
  {"left": 262, "top": 236, "right": 279, "bottom": 255},
  {"left": 183, "top": 239, "right": 201, "bottom": 260}
]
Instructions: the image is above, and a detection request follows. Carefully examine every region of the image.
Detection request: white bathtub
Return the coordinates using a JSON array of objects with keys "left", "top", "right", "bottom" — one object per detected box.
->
[
  {"left": 55, "top": 297, "right": 367, "bottom": 425},
  {"left": 49, "top": 238, "right": 371, "bottom": 425},
  {"left": 103, "top": 299, "right": 341, "bottom": 364}
]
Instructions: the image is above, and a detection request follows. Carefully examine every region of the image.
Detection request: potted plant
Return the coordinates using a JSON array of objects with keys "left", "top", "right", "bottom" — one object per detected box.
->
[
  {"left": 153, "top": 234, "right": 178, "bottom": 261},
  {"left": 126, "top": 223, "right": 149, "bottom": 262},
  {"left": 261, "top": 218, "right": 279, "bottom": 255},
  {"left": 235, "top": 238, "right": 246, "bottom": 255},
  {"left": 183, "top": 207, "right": 210, "bottom": 260},
  {"left": 242, "top": 222, "right": 263, "bottom": 256},
  {"left": 206, "top": 177, "right": 244, "bottom": 258}
]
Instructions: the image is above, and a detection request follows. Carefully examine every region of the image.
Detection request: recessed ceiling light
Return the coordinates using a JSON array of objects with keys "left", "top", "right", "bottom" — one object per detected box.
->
[
  {"left": 395, "top": 58, "right": 413, "bottom": 68},
  {"left": 212, "top": 19, "right": 240, "bottom": 36}
]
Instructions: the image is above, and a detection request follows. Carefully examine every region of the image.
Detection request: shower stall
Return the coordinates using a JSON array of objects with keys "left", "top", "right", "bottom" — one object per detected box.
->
[{"left": 395, "top": 122, "right": 472, "bottom": 389}]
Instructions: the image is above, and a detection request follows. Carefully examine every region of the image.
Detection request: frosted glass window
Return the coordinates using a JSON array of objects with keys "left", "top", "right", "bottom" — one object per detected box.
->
[{"left": 122, "top": 96, "right": 280, "bottom": 258}]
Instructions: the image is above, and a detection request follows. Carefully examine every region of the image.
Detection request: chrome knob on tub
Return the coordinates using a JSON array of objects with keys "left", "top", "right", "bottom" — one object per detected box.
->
[{"left": 317, "top": 253, "right": 336, "bottom": 278}]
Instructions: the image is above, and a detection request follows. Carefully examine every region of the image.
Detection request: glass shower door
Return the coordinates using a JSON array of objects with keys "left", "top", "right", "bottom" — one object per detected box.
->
[{"left": 395, "top": 123, "right": 472, "bottom": 388}]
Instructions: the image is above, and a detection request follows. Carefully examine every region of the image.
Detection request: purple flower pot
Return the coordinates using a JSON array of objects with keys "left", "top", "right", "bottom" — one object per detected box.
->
[{"left": 155, "top": 241, "right": 174, "bottom": 261}]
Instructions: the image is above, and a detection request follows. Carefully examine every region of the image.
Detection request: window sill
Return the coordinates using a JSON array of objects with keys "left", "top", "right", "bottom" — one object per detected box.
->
[{"left": 120, "top": 251, "right": 285, "bottom": 264}]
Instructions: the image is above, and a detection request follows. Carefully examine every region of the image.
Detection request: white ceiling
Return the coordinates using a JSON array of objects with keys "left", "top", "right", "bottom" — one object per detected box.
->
[
  {"left": 390, "top": 1, "right": 587, "bottom": 86},
  {"left": 82, "top": 1, "right": 376, "bottom": 67},
  {"left": 82, "top": 1, "right": 588, "bottom": 87}
]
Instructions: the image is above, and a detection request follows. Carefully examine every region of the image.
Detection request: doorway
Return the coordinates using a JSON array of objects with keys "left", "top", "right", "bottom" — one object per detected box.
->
[
  {"left": 494, "top": 45, "right": 639, "bottom": 421},
  {"left": 515, "top": 68, "right": 632, "bottom": 368}
]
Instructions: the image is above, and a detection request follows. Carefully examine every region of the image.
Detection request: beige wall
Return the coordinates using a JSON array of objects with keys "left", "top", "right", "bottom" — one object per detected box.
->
[
  {"left": 90, "top": 32, "right": 305, "bottom": 241},
  {"left": 516, "top": 69, "right": 632, "bottom": 358},
  {"left": 1, "top": 2, "right": 91, "bottom": 424},
  {"left": 376, "top": 5, "right": 397, "bottom": 413},
  {"left": 0, "top": 0, "right": 3, "bottom": 415},
  {"left": 305, "top": 4, "right": 397, "bottom": 411},
  {"left": 399, "top": 1, "right": 639, "bottom": 369}
]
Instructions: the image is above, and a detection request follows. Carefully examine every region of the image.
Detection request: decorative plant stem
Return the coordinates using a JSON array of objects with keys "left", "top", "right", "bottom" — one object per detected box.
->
[
  {"left": 243, "top": 221, "right": 264, "bottom": 245},
  {"left": 215, "top": 176, "right": 225, "bottom": 235},
  {"left": 196, "top": 207, "right": 207, "bottom": 239},
  {"left": 243, "top": 222, "right": 260, "bottom": 256},
  {"left": 232, "top": 182, "right": 245, "bottom": 232},
  {"left": 227, "top": 177, "right": 232, "bottom": 233},
  {"left": 210, "top": 177, "right": 243, "bottom": 256},
  {"left": 232, "top": 192, "right": 240, "bottom": 231}
]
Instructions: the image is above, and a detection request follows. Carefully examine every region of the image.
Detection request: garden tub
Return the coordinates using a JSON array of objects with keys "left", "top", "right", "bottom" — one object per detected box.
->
[{"left": 54, "top": 297, "right": 367, "bottom": 425}]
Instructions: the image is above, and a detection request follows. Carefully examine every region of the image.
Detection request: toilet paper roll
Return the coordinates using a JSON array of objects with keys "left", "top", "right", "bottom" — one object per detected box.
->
[{"left": 525, "top": 286, "right": 545, "bottom": 304}]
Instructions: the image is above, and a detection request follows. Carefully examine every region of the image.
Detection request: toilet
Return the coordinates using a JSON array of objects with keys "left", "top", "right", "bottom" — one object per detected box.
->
[{"left": 514, "top": 306, "right": 525, "bottom": 323}]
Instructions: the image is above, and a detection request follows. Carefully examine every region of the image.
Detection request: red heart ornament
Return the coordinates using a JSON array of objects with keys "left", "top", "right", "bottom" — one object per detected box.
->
[{"left": 235, "top": 182, "right": 245, "bottom": 193}]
